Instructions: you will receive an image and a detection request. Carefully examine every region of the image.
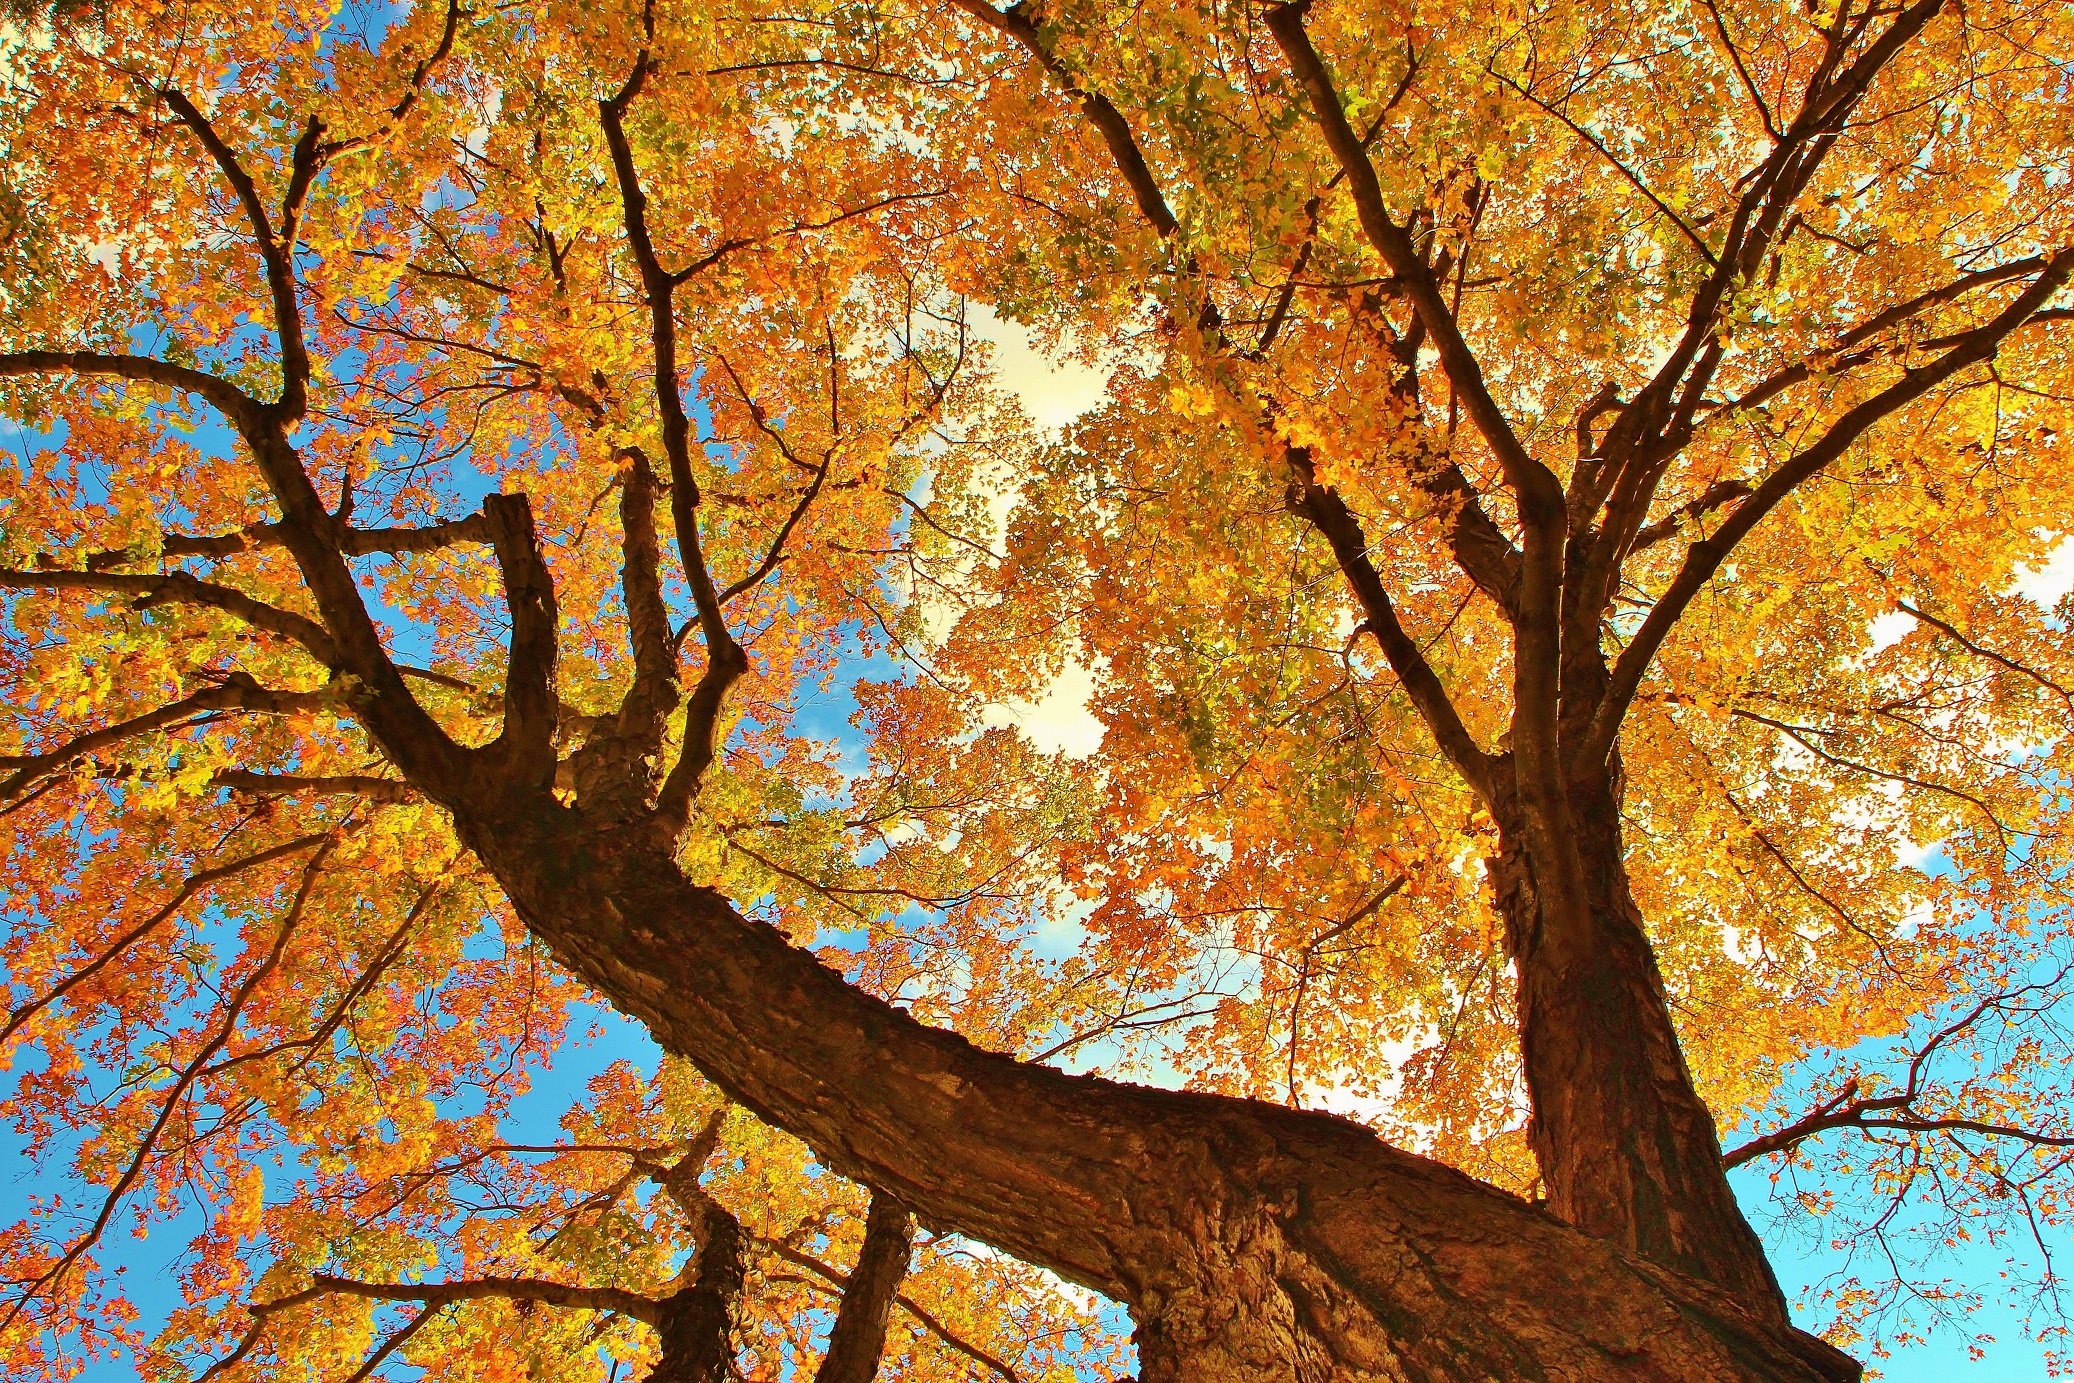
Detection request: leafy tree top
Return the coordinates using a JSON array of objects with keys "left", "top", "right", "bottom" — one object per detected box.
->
[{"left": 0, "top": 0, "right": 2070, "bottom": 1377}]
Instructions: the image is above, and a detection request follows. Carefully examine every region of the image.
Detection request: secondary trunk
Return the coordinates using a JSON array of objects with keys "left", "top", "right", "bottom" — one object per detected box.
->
[
  {"left": 447, "top": 790, "right": 1856, "bottom": 1382},
  {"left": 1489, "top": 768, "right": 1785, "bottom": 1316}
]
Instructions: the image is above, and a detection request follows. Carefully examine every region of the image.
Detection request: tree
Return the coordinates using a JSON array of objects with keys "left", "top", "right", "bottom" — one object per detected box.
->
[{"left": 2, "top": 0, "right": 2071, "bottom": 1377}]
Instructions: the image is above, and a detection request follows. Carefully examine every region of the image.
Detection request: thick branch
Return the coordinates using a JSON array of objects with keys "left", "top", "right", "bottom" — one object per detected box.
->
[
  {"left": 814, "top": 1193, "right": 914, "bottom": 1383},
  {"left": 599, "top": 61, "right": 747, "bottom": 829},
  {"left": 212, "top": 769, "right": 414, "bottom": 803},
  {"left": 480, "top": 493, "right": 560, "bottom": 783},
  {"left": 1573, "top": 0, "right": 1952, "bottom": 631},
  {"left": 0, "top": 349, "right": 263, "bottom": 426},
  {"left": 1267, "top": 5, "right": 1577, "bottom": 914},
  {"left": 948, "top": 0, "right": 1179, "bottom": 237},
  {"left": 763, "top": 1238, "right": 1016, "bottom": 1383},
  {"left": 78, "top": 513, "right": 493, "bottom": 569},
  {"left": 160, "top": 89, "right": 317, "bottom": 420},
  {"left": 1265, "top": 5, "right": 1562, "bottom": 524},
  {"left": 569, "top": 448, "right": 681, "bottom": 813},
  {"left": 465, "top": 809, "right": 1855, "bottom": 1381},
  {"left": 646, "top": 1132, "right": 747, "bottom": 1383},
  {"left": 1286, "top": 453, "right": 1495, "bottom": 797},
  {"left": 296, "top": 1273, "right": 659, "bottom": 1324}
]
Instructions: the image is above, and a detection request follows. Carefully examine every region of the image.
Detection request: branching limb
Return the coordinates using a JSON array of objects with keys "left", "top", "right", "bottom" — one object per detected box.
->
[
  {"left": 1896, "top": 601, "right": 2074, "bottom": 716},
  {"left": 480, "top": 493, "right": 560, "bottom": 784},
  {"left": 599, "top": 53, "right": 748, "bottom": 830},
  {"left": 1591, "top": 248, "right": 2074, "bottom": 761},
  {"left": 159, "top": 89, "right": 317, "bottom": 422},
  {"left": 1267, "top": 4, "right": 1574, "bottom": 901},
  {"left": 948, "top": 0, "right": 1179, "bottom": 238},
  {"left": 710, "top": 351, "right": 838, "bottom": 606},
  {"left": 199, "top": 1274, "right": 650, "bottom": 1383},
  {"left": 0, "top": 349, "right": 264, "bottom": 427},
  {"left": 0, "top": 674, "right": 328, "bottom": 800},
  {"left": 949, "top": 0, "right": 1511, "bottom": 774},
  {"left": 763, "top": 1238, "right": 1020, "bottom": 1383},
  {"left": 0, "top": 844, "right": 331, "bottom": 1337},
  {"left": 1708, "top": 255, "right": 2054, "bottom": 420},
  {"left": 1726, "top": 967, "right": 2074, "bottom": 1167},
  {"left": 142, "top": 88, "right": 473, "bottom": 793},
  {"left": 1484, "top": 65, "right": 1714, "bottom": 260},
  {"left": 638, "top": 1115, "right": 745, "bottom": 1383},
  {"left": 1573, "top": 0, "right": 1953, "bottom": 634},
  {"left": 211, "top": 770, "right": 414, "bottom": 803},
  {"left": 1285, "top": 458, "right": 1496, "bottom": 796},
  {"left": 566, "top": 446, "right": 681, "bottom": 814},
  {"left": 1628, "top": 480, "right": 1753, "bottom": 552},
  {"left": 1265, "top": 6, "right": 1562, "bottom": 525},
  {"left": 74, "top": 513, "right": 494, "bottom": 570},
  {"left": 0, "top": 832, "right": 331, "bottom": 1048},
  {"left": 282, "top": 1274, "right": 660, "bottom": 1325},
  {"left": 0, "top": 567, "right": 340, "bottom": 665}
]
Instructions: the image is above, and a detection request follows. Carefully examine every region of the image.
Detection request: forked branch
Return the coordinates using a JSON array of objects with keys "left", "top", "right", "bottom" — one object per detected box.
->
[{"left": 1591, "top": 249, "right": 2074, "bottom": 761}]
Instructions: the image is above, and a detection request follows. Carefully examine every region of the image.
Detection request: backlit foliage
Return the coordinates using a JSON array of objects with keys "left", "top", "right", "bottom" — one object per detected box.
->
[{"left": 1, "top": 0, "right": 2071, "bottom": 1375}]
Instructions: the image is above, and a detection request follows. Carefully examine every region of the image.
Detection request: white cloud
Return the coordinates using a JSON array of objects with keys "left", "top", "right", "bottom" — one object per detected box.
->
[
  {"left": 2010, "top": 536, "right": 2074, "bottom": 611},
  {"left": 1865, "top": 609, "right": 1915, "bottom": 655},
  {"left": 966, "top": 304, "right": 1116, "bottom": 430},
  {"left": 979, "top": 656, "right": 1105, "bottom": 758}
]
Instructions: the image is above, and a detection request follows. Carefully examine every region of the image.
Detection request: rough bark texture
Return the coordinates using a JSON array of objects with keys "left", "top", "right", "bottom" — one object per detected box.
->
[
  {"left": 645, "top": 1187, "right": 745, "bottom": 1383},
  {"left": 813, "top": 1193, "right": 913, "bottom": 1383},
  {"left": 1489, "top": 771, "right": 1786, "bottom": 1317},
  {"left": 447, "top": 792, "right": 1860, "bottom": 1383}
]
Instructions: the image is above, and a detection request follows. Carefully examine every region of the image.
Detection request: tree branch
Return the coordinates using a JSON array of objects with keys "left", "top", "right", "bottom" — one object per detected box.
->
[
  {"left": 947, "top": 0, "right": 1179, "bottom": 238},
  {"left": 480, "top": 493, "right": 560, "bottom": 784},
  {"left": 1896, "top": 600, "right": 2074, "bottom": 716},
  {"left": 1286, "top": 455, "right": 1496, "bottom": 797},
  {"left": 1265, "top": 5, "right": 1562, "bottom": 522},
  {"left": 1628, "top": 479, "right": 1753, "bottom": 552},
  {"left": 0, "top": 674, "right": 327, "bottom": 800},
  {"left": 599, "top": 56, "right": 748, "bottom": 831},
  {"left": 0, "top": 349, "right": 263, "bottom": 426},
  {"left": 763, "top": 1239, "right": 1018, "bottom": 1383},
  {"left": 1267, "top": 3, "right": 1574, "bottom": 898},
  {"left": 159, "top": 88, "right": 318, "bottom": 421},
  {"left": 1591, "top": 247, "right": 2074, "bottom": 761},
  {"left": 211, "top": 769, "right": 414, "bottom": 803},
  {"left": 814, "top": 1192, "right": 914, "bottom": 1383},
  {"left": 949, "top": 0, "right": 1513, "bottom": 773},
  {"left": 0, "top": 567, "right": 339, "bottom": 665},
  {"left": 292, "top": 1273, "right": 659, "bottom": 1325}
]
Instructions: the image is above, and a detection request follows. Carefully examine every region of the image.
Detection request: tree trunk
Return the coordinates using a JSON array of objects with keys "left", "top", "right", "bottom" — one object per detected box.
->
[
  {"left": 813, "top": 1193, "right": 913, "bottom": 1383},
  {"left": 447, "top": 792, "right": 1857, "bottom": 1382},
  {"left": 1488, "top": 767, "right": 1785, "bottom": 1316},
  {"left": 647, "top": 1201, "right": 744, "bottom": 1383}
]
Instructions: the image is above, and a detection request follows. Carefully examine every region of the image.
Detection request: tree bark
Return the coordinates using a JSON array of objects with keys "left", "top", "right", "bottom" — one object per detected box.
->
[
  {"left": 1487, "top": 768, "right": 1787, "bottom": 1318},
  {"left": 814, "top": 1193, "right": 913, "bottom": 1383},
  {"left": 448, "top": 792, "right": 1858, "bottom": 1383},
  {"left": 646, "top": 1178, "right": 744, "bottom": 1383}
]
